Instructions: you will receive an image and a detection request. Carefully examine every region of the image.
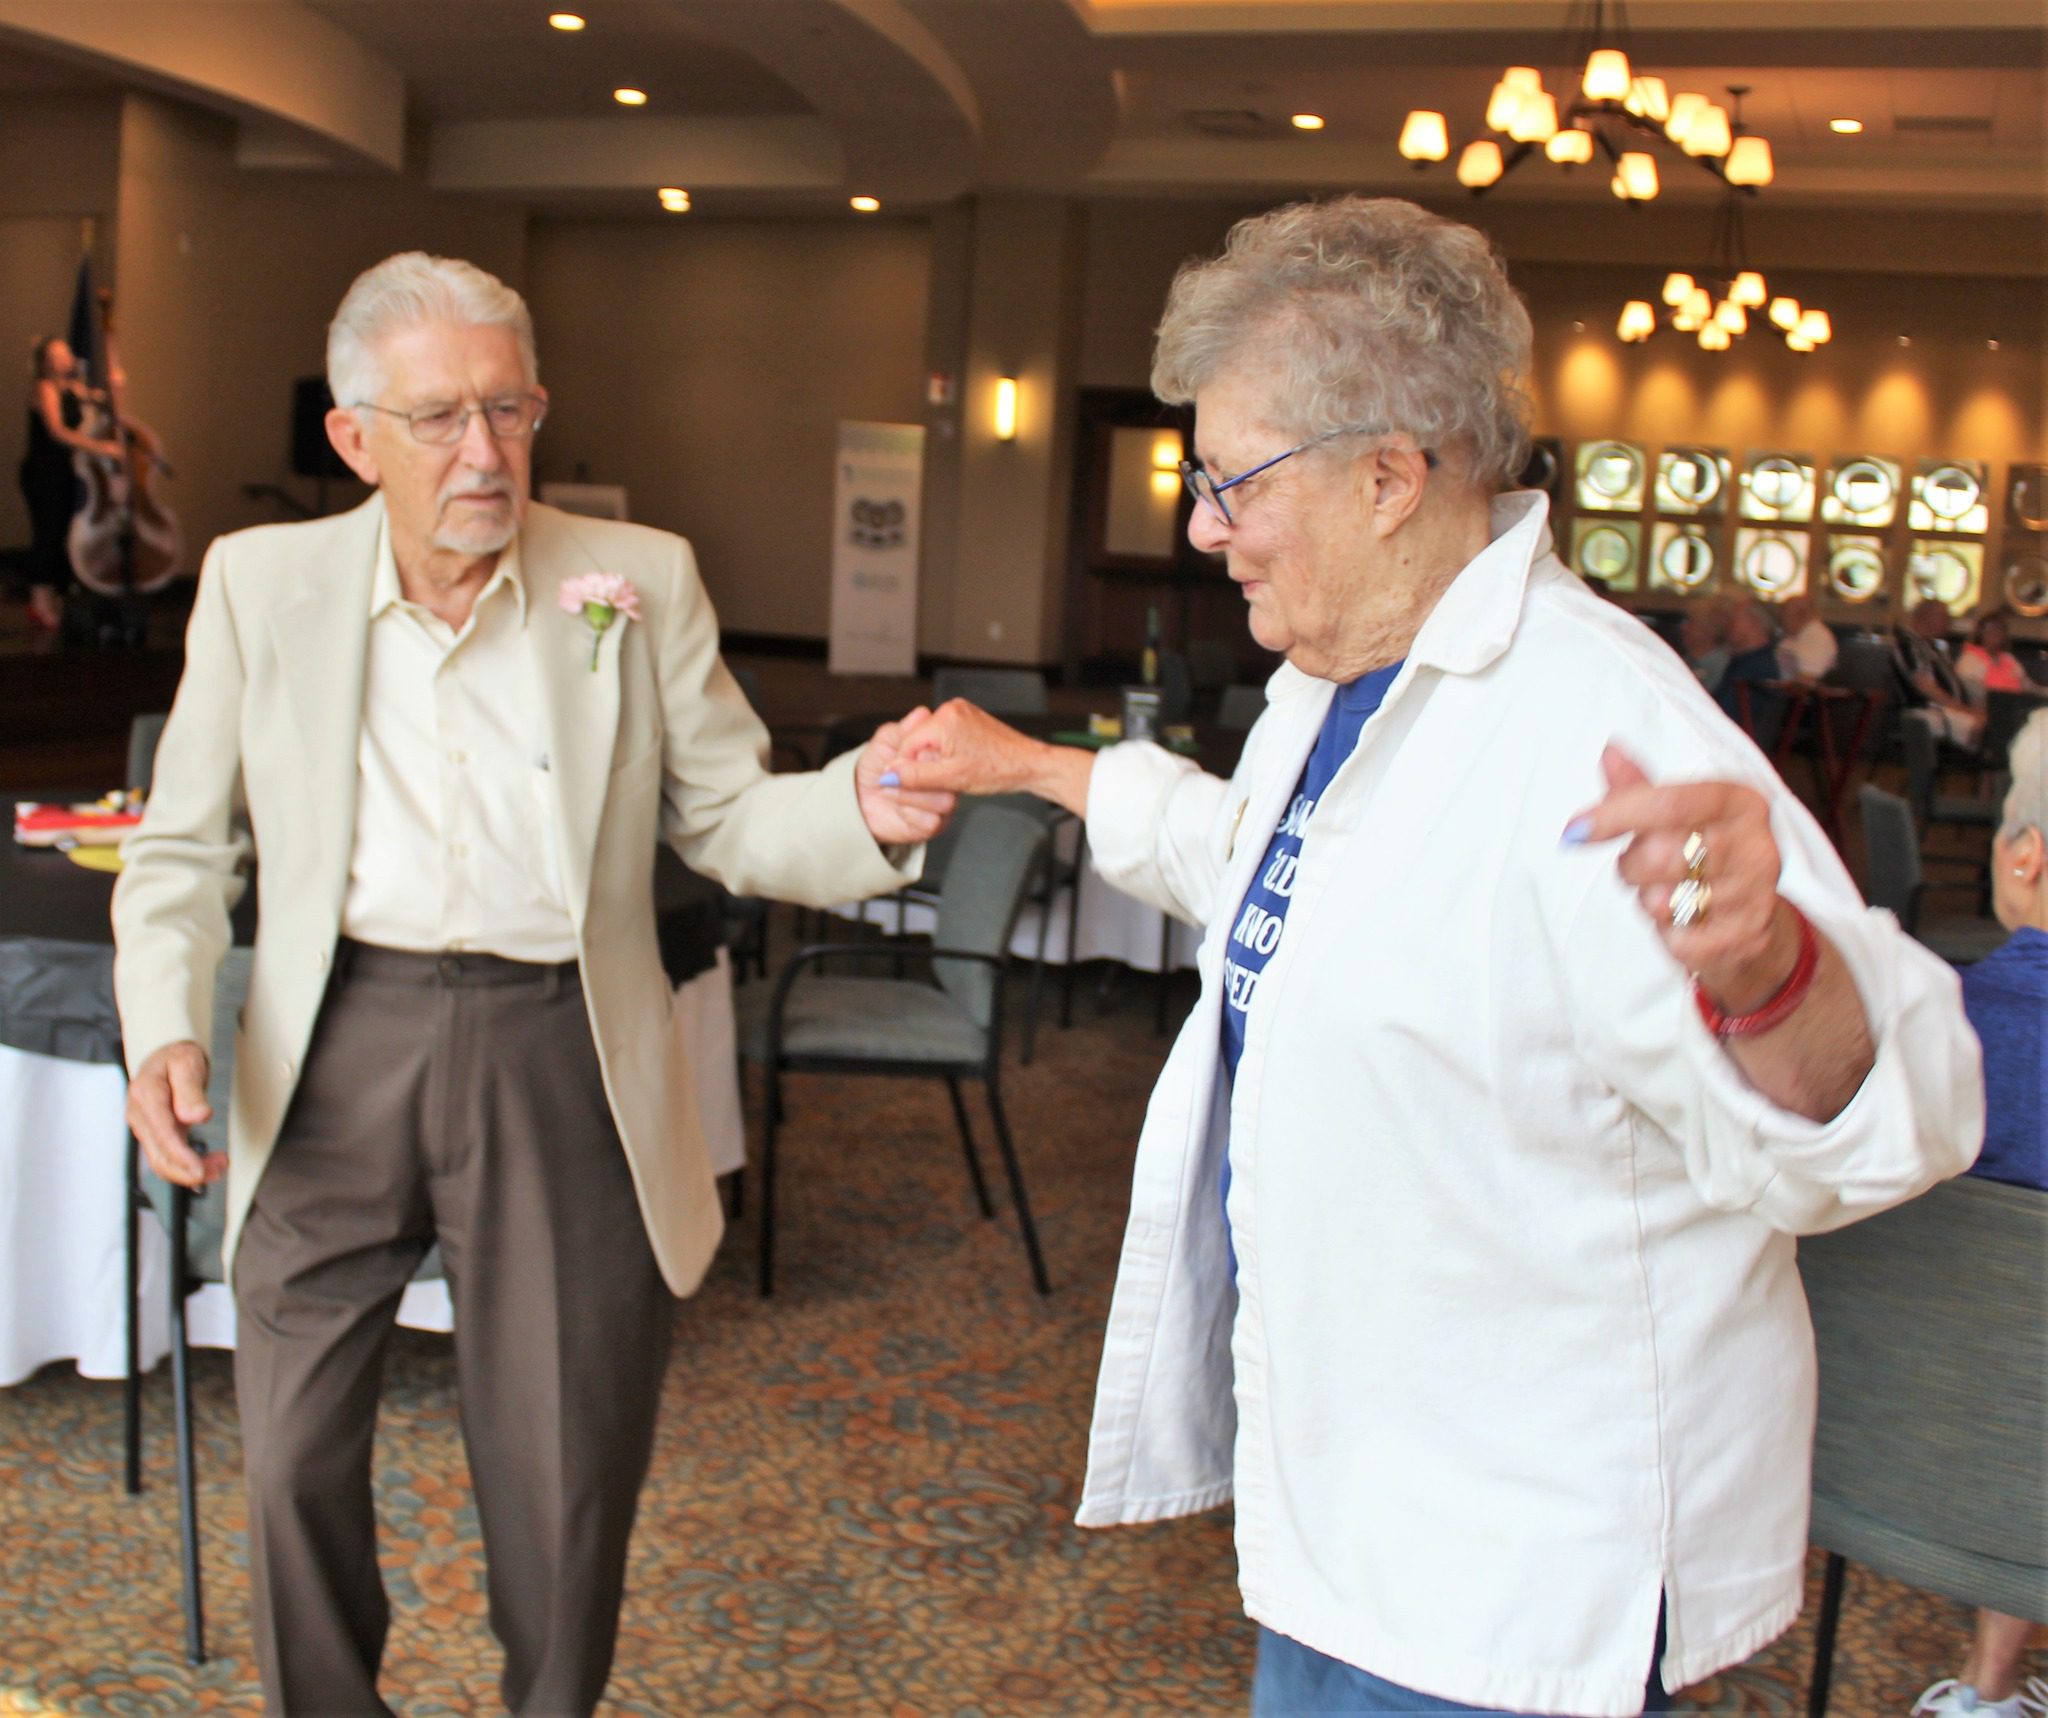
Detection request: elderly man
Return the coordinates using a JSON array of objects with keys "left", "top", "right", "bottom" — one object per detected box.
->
[
  {"left": 114, "top": 252, "right": 949, "bottom": 1716},
  {"left": 1773, "top": 595, "right": 1839, "bottom": 682}
]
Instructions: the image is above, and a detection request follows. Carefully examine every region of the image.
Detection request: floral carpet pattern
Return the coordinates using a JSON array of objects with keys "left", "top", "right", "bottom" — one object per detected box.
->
[{"left": 0, "top": 975, "right": 2031, "bottom": 1715}]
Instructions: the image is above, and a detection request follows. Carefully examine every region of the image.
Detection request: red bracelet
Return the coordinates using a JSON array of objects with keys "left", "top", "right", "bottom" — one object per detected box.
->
[{"left": 1692, "top": 904, "right": 1821, "bottom": 1040}]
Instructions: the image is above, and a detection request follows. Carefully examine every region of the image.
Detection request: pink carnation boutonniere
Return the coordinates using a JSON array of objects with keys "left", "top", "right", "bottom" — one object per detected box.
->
[{"left": 558, "top": 572, "right": 643, "bottom": 670}]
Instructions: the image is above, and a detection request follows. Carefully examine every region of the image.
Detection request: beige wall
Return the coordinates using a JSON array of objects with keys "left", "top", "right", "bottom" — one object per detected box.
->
[
  {"left": 110, "top": 94, "right": 527, "bottom": 561},
  {"left": 525, "top": 217, "right": 930, "bottom": 642}
]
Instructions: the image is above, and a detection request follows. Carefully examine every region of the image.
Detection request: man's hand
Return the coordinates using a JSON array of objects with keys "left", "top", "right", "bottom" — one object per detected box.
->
[
  {"left": 127, "top": 1040, "right": 223, "bottom": 1189},
  {"left": 888, "top": 699, "right": 1097, "bottom": 820},
  {"left": 855, "top": 706, "right": 957, "bottom": 846}
]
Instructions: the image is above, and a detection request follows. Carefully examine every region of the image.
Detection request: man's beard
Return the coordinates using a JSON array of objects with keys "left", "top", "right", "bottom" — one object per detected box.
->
[{"left": 431, "top": 478, "right": 520, "bottom": 554}]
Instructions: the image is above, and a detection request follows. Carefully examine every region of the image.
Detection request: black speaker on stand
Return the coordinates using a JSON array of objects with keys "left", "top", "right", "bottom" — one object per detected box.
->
[{"left": 291, "top": 377, "right": 351, "bottom": 514}]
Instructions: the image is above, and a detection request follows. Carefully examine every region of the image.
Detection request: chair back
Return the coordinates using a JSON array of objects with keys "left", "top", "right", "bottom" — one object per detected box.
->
[
  {"left": 1900, "top": 709, "right": 1939, "bottom": 820},
  {"left": 1217, "top": 684, "right": 1266, "bottom": 731},
  {"left": 1832, "top": 636, "right": 1896, "bottom": 695},
  {"left": 930, "top": 803, "right": 1049, "bottom": 1030},
  {"left": 1985, "top": 688, "right": 2048, "bottom": 768},
  {"left": 931, "top": 667, "right": 1049, "bottom": 717},
  {"left": 127, "top": 713, "right": 168, "bottom": 795},
  {"left": 1800, "top": 1176, "right": 2048, "bottom": 1622},
  {"left": 1856, "top": 785, "right": 1922, "bottom": 928}
]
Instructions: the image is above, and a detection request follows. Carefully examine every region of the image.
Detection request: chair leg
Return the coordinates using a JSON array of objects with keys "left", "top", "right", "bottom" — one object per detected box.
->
[
  {"left": 944, "top": 1076, "right": 995, "bottom": 1218},
  {"left": 1806, "top": 1551, "right": 1846, "bottom": 1718},
  {"left": 1060, "top": 865, "right": 1081, "bottom": 1030},
  {"left": 169, "top": 1186, "right": 206, "bottom": 1665},
  {"left": 757, "top": 1068, "right": 781, "bottom": 1297},
  {"left": 124, "top": 1133, "right": 142, "bottom": 1496},
  {"left": 981, "top": 1076, "right": 1051, "bottom": 1295},
  {"left": 1023, "top": 877, "right": 1052, "bottom": 1066}
]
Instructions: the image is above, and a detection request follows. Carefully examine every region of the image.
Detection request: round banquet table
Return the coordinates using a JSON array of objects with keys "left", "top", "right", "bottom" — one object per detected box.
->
[{"left": 0, "top": 812, "right": 736, "bottom": 1385}]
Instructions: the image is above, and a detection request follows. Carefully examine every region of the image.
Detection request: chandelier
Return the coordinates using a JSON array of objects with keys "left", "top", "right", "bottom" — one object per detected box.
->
[
  {"left": 1614, "top": 191, "right": 1831, "bottom": 352},
  {"left": 1398, "top": 0, "right": 1775, "bottom": 200}
]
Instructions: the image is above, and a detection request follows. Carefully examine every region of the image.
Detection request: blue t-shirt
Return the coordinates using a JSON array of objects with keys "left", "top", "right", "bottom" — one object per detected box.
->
[
  {"left": 1218, "top": 662, "right": 1403, "bottom": 1266},
  {"left": 1960, "top": 925, "right": 2047, "bottom": 1192}
]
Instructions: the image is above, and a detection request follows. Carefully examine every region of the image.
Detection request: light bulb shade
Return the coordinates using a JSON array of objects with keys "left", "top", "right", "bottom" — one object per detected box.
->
[
  {"left": 1624, "top": 76, "right": 1671, "bottom": 122},
  {"left": 1730, "top": 271, "right": 1768, "bottom": 307},
  {"left": 1503, "top": 65, "right": 1543, "bottom": 93},
  {"left": 1684, "top": 104, "right": 1732, "bottom": 157},
  {"left": 1714, "top": 300, "right": 1748, "bottom": 334},
  {"left": 1398, "top": 109, "right": 1450, "bottom": 161},
  {"left": 1546, "top": 127, "right": 1595, "bottom": 164},
  {"left": 1786, "top": 333, "right": 1815, "bottom": 353},
  {"left": 1662, "top": 272, "right": 1695, "bottom": 307},
  {"left": 992, "top": 377, "right": 1019, "bottom": 440},
  {"left": 1725, "top": 135, "right": 1775, "bottom": 186},
  {"left": 1617, "top": 300, "right": 1658, "bottom": 343},
  {"left": 1672, "top": 306, "right": 1706, "bottom": 333},
  {"left": 1699, "top": 324, "right": 1732, "bottom": 351},
  {"left": 1768, "top": 296, "right": 1802, "bottom": 331},
  {"left": 1457, "top": 139, "right": 1505, "bottom": 188},
  {"left": 1610, "top": 172, "right": 1630, "bottom": 200},
  {"left": 1486, "top": 80, "right": 1526, "bottom": 133},
  {"left": 1797, "top": 309, "right": 1832, "bottom": 344},
  {"left": 1508, "top": 91, "right": 1559, "bottom": 143},
  {"left": 1583, "top": 48, "right": 1632, "bottom": 103},
  {"left": 1619, "top": 151, "right": 1659, "bottom": 200},
  {"left": 1665, "top": 92, "right": 1708, "bottom": 144}
]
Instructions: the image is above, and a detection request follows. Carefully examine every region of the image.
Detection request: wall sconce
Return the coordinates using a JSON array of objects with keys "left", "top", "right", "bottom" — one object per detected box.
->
[{"left": 993, "top": 377, "right": 1019, "bottom": 441}]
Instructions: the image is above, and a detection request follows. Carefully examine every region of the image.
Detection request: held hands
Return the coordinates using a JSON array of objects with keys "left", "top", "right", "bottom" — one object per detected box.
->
[
  {"left": 1564, "top": 744, "right": 1804, "bottom": 1014},
  {"left": 855, "top": 706, "right": 958, "bottom": 845},
  {"left": 879, "top": 699, "right": 1042, "bottom": 798},
  {"left": 126, "top": 1040, "right": 224, "bottom": 1190}
]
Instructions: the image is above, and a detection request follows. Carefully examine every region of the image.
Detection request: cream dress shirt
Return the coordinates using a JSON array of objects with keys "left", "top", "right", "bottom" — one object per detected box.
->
[{"left": 340, "top": 522, "right": 577, "bottom": 961}]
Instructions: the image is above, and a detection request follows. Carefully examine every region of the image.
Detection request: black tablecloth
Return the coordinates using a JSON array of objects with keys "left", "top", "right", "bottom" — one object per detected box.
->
[{"left": 0, "top": 793, "right": 728, "bottom": 1064}]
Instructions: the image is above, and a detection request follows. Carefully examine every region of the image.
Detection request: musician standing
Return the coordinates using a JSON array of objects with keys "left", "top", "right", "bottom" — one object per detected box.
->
[{"left": 17, "top": 335, "right": 120, "bottom": 633}]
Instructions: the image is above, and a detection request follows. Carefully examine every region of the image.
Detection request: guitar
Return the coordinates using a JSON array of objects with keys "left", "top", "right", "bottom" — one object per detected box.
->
[{"left": 67, "top": 289, "right": 182, "bottom": 596}]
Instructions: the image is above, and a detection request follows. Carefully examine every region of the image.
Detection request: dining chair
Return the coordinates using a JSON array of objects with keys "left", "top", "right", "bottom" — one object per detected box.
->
[
  {"left": 1855, "top": 786, "right": 2007, "bottom": 966},
  {"left": 930, "top": 666, "right": 1049, "bottom": 717},
  {"left": 735, "top": 802, "right": 1053, "bottom": 1297},
  {"left": 125, "top": 947, "right": 445, "bottom": 1666},
  {"left": 1797, "top": 1176, "right": 2047, "bottom": 1715}
]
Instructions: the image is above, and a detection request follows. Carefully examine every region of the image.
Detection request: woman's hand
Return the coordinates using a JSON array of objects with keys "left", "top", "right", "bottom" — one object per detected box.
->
[
  {"left": 885, "top": 699, "right": 1096, "bottom": 818},
  {"left": 854, "top": 706, "right": 957, "bottom": 845}
]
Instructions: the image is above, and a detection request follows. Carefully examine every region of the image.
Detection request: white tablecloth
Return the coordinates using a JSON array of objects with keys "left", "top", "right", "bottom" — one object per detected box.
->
[{"left": 0, "top": 952, "right": 744, "bottom": 1384}]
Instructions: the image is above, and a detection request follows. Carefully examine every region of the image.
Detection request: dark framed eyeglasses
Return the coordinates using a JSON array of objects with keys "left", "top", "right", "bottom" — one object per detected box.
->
[
  {"left": 1179, "top": 427, "right": 1437, "bottom": 526},
  {"left": 353, "top": 392, "right": 547, "bottom": 447}
]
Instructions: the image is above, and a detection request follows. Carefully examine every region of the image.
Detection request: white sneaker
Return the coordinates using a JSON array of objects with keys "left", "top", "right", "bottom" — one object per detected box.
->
[{"left": 1911, "top": 1677, "right": 2048, "bottom": 1718}]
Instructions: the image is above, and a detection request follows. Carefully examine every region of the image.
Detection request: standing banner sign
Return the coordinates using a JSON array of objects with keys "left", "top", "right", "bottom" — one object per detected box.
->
[{"left": 829, "top": 421, "right": 924, "bottom": 676}]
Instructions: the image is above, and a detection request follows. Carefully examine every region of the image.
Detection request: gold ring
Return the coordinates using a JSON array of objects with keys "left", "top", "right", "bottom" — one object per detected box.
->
[
  {"left": 1670, "top": 876, "right": 1712, "bottom": 930},
  {"left": 1681, "top": 830, "right": 1709, "bottom": 877}
]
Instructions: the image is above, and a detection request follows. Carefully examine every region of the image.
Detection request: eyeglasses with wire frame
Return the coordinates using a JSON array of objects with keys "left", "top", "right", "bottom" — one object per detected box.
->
[
  {"left": 1179, "top": 426, "right": 1436, "bottom": 526},
  {"left": 352, "top": 392, "right": 548, "bottom": 446}
]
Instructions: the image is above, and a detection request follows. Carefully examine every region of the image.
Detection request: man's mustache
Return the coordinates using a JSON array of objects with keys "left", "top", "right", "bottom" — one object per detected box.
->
[{"left": 440, "top": 476, "right": 516, "bottom": 507}]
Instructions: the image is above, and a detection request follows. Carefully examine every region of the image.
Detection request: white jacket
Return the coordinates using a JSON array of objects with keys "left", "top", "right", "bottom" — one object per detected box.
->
[{"left": 1075, "top": 492, "right": 1982, "bottom": 1717}]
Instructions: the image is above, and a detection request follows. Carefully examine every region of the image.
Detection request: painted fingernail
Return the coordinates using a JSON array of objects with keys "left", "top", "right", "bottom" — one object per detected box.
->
[
  {"left": 1560, "top": 815, "right": 1595, "bottom": 846},
  {"left": 879, "top": 770, "right": 900, "bottom": 788}
]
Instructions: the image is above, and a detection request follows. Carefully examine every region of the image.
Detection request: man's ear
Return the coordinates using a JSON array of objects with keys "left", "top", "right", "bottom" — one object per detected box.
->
[{"left": 325, "top": 407, "right": 380, "bottom": 488}]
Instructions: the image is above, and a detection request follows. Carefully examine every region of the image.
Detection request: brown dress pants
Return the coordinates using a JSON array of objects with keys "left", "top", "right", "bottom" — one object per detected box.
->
[{"left": 232, "top": 942, "right": 673, "bottom": 1718}]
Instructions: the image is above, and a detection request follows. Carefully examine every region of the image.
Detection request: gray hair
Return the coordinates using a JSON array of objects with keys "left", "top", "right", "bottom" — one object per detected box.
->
[
  {"left": 326, "top": 252, "right": 536, "bottom": 409},
  {"left": 2000, "top": 708, "right": 2047, "bottom": 842},
  {"left": 1151, "top": 197, "right": 1533, "bottom": 490}
]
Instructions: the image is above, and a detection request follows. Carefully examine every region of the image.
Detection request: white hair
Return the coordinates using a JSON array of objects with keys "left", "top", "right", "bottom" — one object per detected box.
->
[
  {"left": 2001, "top": 708, "right": 2047, "bottom": 842},
  {"left": 326, "top": 252, "right": 536, "bottom": 409},
  {"left": 1150, "top": 196, "right": 1534, "bottom": 491}
]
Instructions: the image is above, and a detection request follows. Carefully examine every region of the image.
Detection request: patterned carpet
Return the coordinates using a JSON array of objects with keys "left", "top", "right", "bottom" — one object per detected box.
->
[{"left": 0, "top": 967, "right": 2031, "bottom": 1717}]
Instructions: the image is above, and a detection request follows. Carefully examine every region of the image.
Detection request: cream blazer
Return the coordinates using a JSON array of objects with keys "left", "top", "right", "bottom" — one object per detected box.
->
[{"left": 113, "top": 495, "right": 913, "bottom": 1294}]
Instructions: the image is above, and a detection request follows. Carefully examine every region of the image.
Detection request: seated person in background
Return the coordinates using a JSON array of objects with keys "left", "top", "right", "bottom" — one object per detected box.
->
[
  {"left": 1679, "top": 597, "right": 1731, "bottom": 693},
  {"left": 1957, "top": 609, "right": 2032, "bottom": 705},
  {"left": 1714, "top": 596, "right": 1783, "bottom": 740},
  {"left": 1913, "top": 709, "right": 2048, "bottom": 1718},
  {"left": 1773, "top": 595, "right": 1839, "bottom": 683},
  {"left": 1893, "top": 597, "right": 1986, "bottom": 748}
]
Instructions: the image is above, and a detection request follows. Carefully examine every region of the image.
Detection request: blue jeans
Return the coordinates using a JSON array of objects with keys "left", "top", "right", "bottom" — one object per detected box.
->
[{"left": 1251, "top": 1608, "right": 1671, "bottom": 1717}]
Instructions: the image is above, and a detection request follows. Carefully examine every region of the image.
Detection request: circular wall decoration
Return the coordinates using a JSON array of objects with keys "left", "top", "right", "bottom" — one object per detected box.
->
[
  {"left": 1583, "top": 442, "right": 1642, "bottom": 502},
  {"left": 1658, "top": 530, "right": 1715, "bottom": 589},
  {"left": 1741, "top": 532, "right": 1803, "bottom": 595},
  {"left": 1920, "top": 462, "right": 1982, "bottom": 525},
  {"left": 1829, "top": 459, "right": 1896, "bottom": 520},
  {"left": 2009, "top": 466, "right": 2048, "bottom": 533},
  {"left": 2006, "top": 553, "right": 2048, "bottom": 619},
  {"left": 1580, "top": 524, "right": 1635, "bottom": 580},
  {"left": 1664, "top": 451, "right": 1722, "bottom": 509},
  {"left": 1749, "top": 457, "right": 1806, "bottom": 514},
  {"left": 1910, "top": 544, "right": 1973, "bottom": 606},
  {"left": 1827, "top": 541, "right": 1886, "bottom": 603}
]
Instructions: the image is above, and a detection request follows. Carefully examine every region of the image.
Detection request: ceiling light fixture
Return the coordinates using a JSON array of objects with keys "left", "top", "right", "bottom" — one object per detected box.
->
[
  {"left": 849, "top": 195, "right": 881, "bottom": 212},
  {"left": 1399, "top": 5, "right": 1776, "bottom": 203},
  {"left": 612, "top": 87, "right": 647, "bottom": 106},
  {"left": 548, "top": 12, "right": 585, "bottom": 30},
  {"left": 1397, "top": 110, "right": 1448, "bottom": 161},
  {"left": 1291, "top": 113, "right": 1327, "bottom": 131},
  {"left": 1829, "top": 117, "right": 1864, "bottom": 134},
  {"left": 657, "top": 187, "right": 690, "bottom": 212},
  {"left": 1617, "top": 189, "right": 1830, "bottom": 354}
]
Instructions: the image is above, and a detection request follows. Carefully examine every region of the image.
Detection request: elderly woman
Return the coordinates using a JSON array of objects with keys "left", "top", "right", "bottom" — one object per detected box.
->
[{"left": 888, "top": 198, "right": 1981, "bottom": 1718}]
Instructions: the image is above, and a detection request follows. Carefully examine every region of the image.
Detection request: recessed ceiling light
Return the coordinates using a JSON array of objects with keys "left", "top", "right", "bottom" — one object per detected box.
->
[
  {"left": 548, "top": 12, "right": 585, "bottom": 30},
  {"left": 658, "top": 187, "right": 690, "bottom": 211},
  {"left": 1829, "top": 117, "right": 1864, "bottom": 134},
  {"left": 849, "top": 195, "right": 881, "bottom": 212},
  {"left": 1290, "top": 113, "right": 1326, "bottom": 131},
  {"left": 613, "top": 87, "right": 647, "bottom": 106},
  {"left": 1988, "top": 338, "right": 2001, "bottom": 350},
  {"left": 1897, "top": 334, "right": 1912, "bottom": 347}
]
